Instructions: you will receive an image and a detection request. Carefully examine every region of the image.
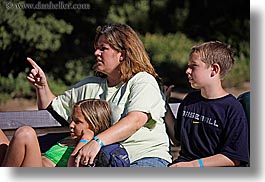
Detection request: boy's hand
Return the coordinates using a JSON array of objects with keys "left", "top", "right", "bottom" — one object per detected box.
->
[{"left": 163, "top": 85, "right": 175, "bottom": 102}]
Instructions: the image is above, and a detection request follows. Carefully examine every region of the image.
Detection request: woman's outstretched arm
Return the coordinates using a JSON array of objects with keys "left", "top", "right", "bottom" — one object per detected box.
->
[{"left": 26, "top": 57, "right": 56, "bottom": 109}]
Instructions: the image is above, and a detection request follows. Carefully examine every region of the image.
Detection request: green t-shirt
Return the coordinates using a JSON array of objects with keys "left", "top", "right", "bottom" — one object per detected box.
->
[
  {"left": 44, "top": 139, "right": 74, "bottom": 167},
  {"left": 51, "top": 72, "right": 171, "bottom": 163}
]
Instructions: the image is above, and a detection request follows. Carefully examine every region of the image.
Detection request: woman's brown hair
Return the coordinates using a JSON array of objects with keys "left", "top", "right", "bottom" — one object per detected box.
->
[{"left": 94, "top": 23, "right": 161, "bottom": 84}]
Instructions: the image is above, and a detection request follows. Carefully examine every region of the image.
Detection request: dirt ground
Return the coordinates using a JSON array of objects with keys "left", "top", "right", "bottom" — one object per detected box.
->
[
  {"left": 0, "top": 98, "right": 38, "bottom": 111},
  {"left": 0, "top": 82, "right": 250, "bottom": 112}
]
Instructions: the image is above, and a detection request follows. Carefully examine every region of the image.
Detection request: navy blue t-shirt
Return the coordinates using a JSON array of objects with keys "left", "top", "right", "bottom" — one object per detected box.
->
[{"left": 173, "top": 91, "right": 249, "bottom": 165}]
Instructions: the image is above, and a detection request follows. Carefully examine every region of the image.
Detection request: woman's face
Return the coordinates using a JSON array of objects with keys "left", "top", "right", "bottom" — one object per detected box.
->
[
  {"left": 94, "top": 35, "right": 123, "bottom": 76},
  {"left": 69, "top": 106, "right": 93, "bottom": 140}
]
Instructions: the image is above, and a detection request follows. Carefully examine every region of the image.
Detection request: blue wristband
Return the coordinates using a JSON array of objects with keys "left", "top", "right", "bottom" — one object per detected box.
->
[
  {"left": 198, "top": 159, "right": 204, "bottom": 168},
  {"left": 93, "top": 136, "right": 104, "bottom": 147},
  {"left": 79, "top": 139, "right": 89, "bottom": 144}
]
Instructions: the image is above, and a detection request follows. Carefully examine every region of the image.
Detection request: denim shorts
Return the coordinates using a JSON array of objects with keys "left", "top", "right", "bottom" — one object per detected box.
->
[{"left": 130, "top": 157, "right": 169, "bottom": 167}]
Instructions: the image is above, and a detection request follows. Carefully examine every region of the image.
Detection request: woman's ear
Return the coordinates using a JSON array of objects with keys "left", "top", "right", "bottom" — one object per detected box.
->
[
  {"left": 119, "top": 50, "right": 125, "bottom": 62},
  {"left": 210, "top": 63, "right": 220, "bottom": 77}
]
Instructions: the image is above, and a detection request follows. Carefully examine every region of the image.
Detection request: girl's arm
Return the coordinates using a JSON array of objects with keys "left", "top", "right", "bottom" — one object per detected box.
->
[{"left": 68, "top": 131, "right": 94, "bottom": 167}]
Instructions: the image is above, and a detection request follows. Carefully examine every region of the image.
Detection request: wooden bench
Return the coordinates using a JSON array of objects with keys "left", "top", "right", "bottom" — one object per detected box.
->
[{"left": 0, "top": 109, "right": 70, "bottom": 152}]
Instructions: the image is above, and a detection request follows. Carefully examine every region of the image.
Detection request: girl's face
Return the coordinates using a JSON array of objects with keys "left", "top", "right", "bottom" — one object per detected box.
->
[
  {"left": 94, "top": 35, "right": 122, "bottom": 76},
  {"left": 69, "top": 106, "right": 93, "bottom": 140},
  {"left": 186, "top": 52, "right": 212, "bottom": 89}
]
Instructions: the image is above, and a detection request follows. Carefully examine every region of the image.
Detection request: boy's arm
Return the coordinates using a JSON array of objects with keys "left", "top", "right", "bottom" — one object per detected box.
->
[
  {"left": 164, "top": 103, "right": 179, "bottom": 146},
  {"left": 163, "top": 84, "right": 180, "bottom": 146},
  {"left": 169, "top": 154, "right": 239, "bottom": 167}
]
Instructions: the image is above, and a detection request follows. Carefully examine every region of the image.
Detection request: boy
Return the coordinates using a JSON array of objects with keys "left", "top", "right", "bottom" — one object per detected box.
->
[{"left": 166, "top": 41, "right": 249, "bottom": 167}]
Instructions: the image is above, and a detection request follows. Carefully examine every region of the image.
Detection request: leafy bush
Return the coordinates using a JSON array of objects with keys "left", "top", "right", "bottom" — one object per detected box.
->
[
  {"left": 224, "top": 55, "right": 250, "bottom": 88},
  {"left": 143, "top": 33, "right": 196, "bottom": 88},
  {"left": 143, "top": 32, "right": 196, "bottom": 67},
  {"left": 142, "top": 32, "right": 250, "bottom": 89},
  {"left": 45, "top": 74, "right": 69, "bottom": 96},
  {"left": 64, "top": 58, "right": 94, "bottom": 86},
  {"left": 0, "top": 33, "right": 250, "bottom": 103},
  {"left": 0, "top": 0, "right": 73, "bottom": 76},
  {"left": 0, "top": 72, "right": 69, "bottom": 103},
  {"left": 0, "top": 72, "right": 33, "bottom": 103}
]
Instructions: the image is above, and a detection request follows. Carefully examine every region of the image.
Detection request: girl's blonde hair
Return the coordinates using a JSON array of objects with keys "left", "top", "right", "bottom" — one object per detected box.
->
[
  {"left": 74, "top": 99, "right": 111, "bottom": 135},
  {"left": 94, "top": 23, "right": 161, "bottom": 84}
]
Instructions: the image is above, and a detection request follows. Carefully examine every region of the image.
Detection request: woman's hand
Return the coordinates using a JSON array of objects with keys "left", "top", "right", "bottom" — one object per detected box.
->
[
  {"left": 71, "top": 140, "right": 101, "bottom": 167},
  {"left": 26, "top": 57, "right": 56, "bottom": 109},
  {"left": 26, "top": 57, "right": 47, "bottom": 89}
]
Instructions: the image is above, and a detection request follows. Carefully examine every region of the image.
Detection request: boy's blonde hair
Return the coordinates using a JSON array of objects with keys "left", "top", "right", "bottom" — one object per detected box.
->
[
  {"left": 74, "top": 99, "right": 111, "bottom": 135},
  {"left": 190, "top": 41, "right": 235, "bottom": 79}
]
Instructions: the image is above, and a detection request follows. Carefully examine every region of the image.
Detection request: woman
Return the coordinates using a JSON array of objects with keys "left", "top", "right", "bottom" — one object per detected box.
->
[{"left": 27, "top": 23, "right": 172, "bottom": 167}]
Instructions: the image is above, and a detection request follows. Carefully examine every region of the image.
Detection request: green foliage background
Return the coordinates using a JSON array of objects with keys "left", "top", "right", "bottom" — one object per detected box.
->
[{"left": 0, "top": 0, "right": 250, "bottom": 102}]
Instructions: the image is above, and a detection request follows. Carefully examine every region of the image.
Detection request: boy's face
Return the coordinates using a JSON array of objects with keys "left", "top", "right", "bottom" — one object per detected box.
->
[
  {"left": 186, "top": 52, "right": 212, "bottom": 89},
  {"left": 69, "top": 106, "right": 93, "bottom": 140}
]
